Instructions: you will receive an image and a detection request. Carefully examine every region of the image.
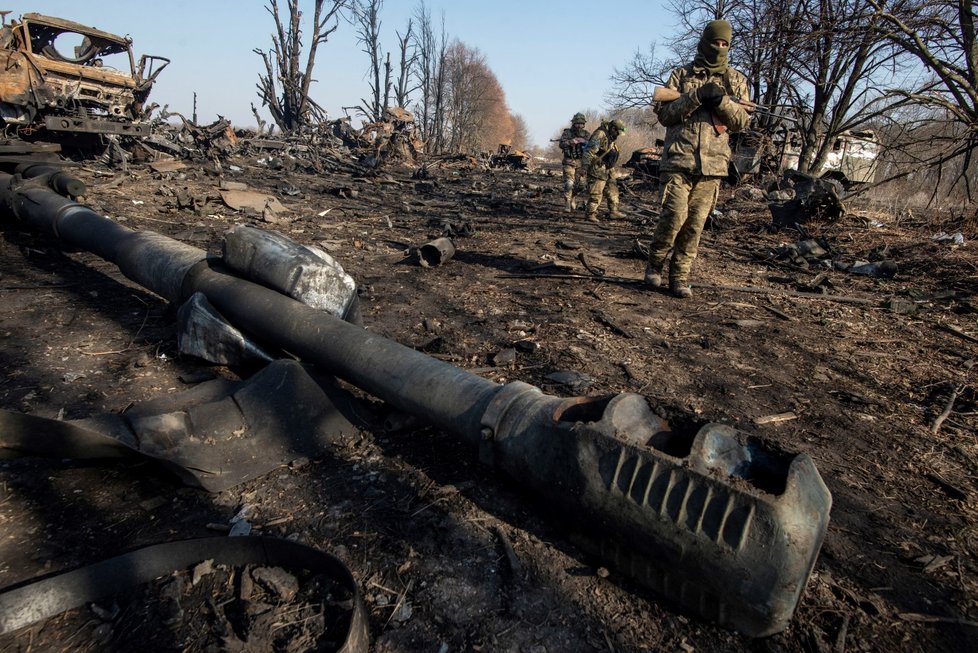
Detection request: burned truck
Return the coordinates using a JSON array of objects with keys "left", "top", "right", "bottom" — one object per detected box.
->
[
  {"left": 0, "top": 11, "right": 168, "bottom": 138},
  {"left": 730, "top": 126, "right": 880, "bottom": 188},
  {"left": 489, "top": 143, "right": 531, "bottom": 170},
  {"left": 623, "top": 139, "right": 665, "bottom": 182}
]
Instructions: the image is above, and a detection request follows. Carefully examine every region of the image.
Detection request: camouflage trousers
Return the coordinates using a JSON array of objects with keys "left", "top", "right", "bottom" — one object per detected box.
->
[
  {"left": 585, "top": 175, "right": 620, "bottom": 218},
  {"left": 562, "top": 163, "right": 584, "bottom": 197},
  {"left": 646, "top": 172, "right": 721, "bottom": 282}
]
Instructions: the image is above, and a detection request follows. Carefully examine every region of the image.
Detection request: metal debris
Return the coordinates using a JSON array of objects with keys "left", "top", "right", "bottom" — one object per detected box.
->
[
  {"left": 418, "top": 237, "right": 456, "bottom": 267},
  {"left": 768, "top": 170, "right": 846, "bottom": 230}
]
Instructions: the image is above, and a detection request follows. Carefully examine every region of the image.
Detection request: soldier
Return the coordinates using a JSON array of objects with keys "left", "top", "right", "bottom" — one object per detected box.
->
[
  {"left": 558, "top": 113, "right": 590, "bottom": 212},
  {"left": 644, "top": 19, "right": 750, "bottom": 298},
  {"left": 582, "top": 118, "right": 626, "bottom": 222}
]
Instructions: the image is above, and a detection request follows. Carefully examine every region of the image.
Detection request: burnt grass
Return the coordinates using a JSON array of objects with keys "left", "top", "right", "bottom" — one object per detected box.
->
[{"left": 1, "top": 155, "right": 977, "bottom": 652}]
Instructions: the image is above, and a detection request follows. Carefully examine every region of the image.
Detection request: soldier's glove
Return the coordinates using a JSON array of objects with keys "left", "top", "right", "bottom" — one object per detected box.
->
[{"left": 696, "top": 82, "right": 725, "bottom": 109}]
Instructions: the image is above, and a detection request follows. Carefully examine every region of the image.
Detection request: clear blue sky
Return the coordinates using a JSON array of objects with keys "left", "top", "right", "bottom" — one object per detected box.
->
[{"left": 18, "top": 1, "right": 676, "bottom": 147}]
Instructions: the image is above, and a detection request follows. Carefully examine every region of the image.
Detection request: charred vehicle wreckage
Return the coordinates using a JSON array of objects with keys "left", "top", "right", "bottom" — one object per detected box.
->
[
  {"left": 0, "top": 10, "right": 426, "bottom": 173},
  {"left": 0, "top": 11, "right": 168, "bottom": 138}
]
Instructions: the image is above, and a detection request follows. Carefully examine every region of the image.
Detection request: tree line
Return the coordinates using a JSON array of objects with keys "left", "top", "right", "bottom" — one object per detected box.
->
[
  {"left": 253, "top": 0, "right": 529, "bottom": 155},
  {"left": 608, "top": 0, "right": 978, "bottom": 199},
  {"left": 250, "top": 0, "right": 976, "bottom": 198}
]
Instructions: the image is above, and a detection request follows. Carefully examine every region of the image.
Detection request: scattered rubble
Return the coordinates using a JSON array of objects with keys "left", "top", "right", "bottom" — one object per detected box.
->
[
  {"left": 1, "top": 152, "right": 977, "bottom": 652},
  {"left": 768, "top": 170, "right": 846, "bottom": 230}
]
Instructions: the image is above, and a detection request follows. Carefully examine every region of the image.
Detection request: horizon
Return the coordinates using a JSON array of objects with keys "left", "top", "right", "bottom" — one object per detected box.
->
[{"left": 18, "top": 1, "right": 677, "bottom": 148}]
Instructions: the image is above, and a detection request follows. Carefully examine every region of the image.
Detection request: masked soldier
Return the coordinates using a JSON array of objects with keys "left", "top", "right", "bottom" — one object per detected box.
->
[
  {"left": 558, "top": 113, "right": 590, "bottom": 212},
  {"left": 644, "top": 19, "right": 750, "bottom": 298},
  {"left": 582, "top": 118, "right": 626, "bottom": 222}
]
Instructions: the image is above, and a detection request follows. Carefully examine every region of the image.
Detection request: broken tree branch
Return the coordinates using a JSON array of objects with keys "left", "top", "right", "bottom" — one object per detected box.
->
[
  {"left": 492, "top": 524, "right": 522, "bottom": 578},
  {"left": 924, "top": 470, "right": 968, "bottom": 501},
  {"left": 931, "top": 384, "right": 964, "bottom": 435},
  {"left": 936, "top": 322, "right": 978, "bottom": 345},
  {"left": 498, "top": 275, "right": 883, "bottom": 306},
  {"left": 694, "top": 283, "right": 877, "bottom": 305},
  {"left": 498, "top": 272, "right": 640, "bottom": 284},
  {"left": 577, "top": 252, "right": 606, "bottom": 277},
  {"left": 762, "top": 304, "right": 795, "bottom": 321},
  {"left": 897, "top": 612, "right": 978, "bottom": 627},
  {"left": 592, "top": 310, "right": 635, "bottom": 338}
]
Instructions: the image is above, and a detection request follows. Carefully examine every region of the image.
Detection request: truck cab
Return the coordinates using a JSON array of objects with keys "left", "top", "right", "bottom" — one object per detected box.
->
[
  {"left": 0, "top": 12, "right": 168, "bottom": 137},
  {"left": 821, "top": 130, "right": 879, "bottom": 186},
  {"left": 774, "top": 129, "right": 879, "bottom": 188},
  {"left": 730, "top": 126, "right": 880, "bottom": 189}
]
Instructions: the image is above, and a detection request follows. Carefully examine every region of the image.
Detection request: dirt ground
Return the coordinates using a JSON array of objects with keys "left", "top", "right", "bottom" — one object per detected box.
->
[{"left": 1, "top": 152, "right": 977, "bottom": 652}]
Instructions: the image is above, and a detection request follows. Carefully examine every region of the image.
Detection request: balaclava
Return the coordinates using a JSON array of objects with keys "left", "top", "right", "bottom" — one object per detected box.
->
[{"left": 694, "top": 19, "right": 732, "bottom": 74}]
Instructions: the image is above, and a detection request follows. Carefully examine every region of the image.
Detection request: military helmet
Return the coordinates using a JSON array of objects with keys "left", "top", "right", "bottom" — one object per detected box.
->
[
  {"left": 572, "top": 112, "right": 586, "bottom": 124},
  {"left": 609, "top": 118, "right": 626, "bottom": 133}
]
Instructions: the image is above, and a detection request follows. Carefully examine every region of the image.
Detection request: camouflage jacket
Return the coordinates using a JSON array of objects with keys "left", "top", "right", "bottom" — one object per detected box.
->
[
  {"left": 559, "top": 125, "right": 590, "bottom": 165},
  {"left": 581, "top": 126, "right": 620, "bottom": 180},
  {"left": 655, "top": 64, "right": 751, "bottom": 177}
]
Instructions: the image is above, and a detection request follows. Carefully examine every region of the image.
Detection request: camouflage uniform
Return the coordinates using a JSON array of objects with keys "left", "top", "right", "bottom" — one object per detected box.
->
[
  {"left": 582, "top": 121, "right": 625, "bottom": 221},
  {"left": 559, "top": 118, "right": 590, "bottom": 211},
  {"left": 646, "top": 21, "right": 750, "bottom": 296}
]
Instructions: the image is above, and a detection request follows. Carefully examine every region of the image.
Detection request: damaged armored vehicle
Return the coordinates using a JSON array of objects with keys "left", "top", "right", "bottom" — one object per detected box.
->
[
  {"left": 730, "top": 126, "right": 880, "bottom": 189},
  {"left": 0, "top": 11, "right": 168, "bottom": 137}
]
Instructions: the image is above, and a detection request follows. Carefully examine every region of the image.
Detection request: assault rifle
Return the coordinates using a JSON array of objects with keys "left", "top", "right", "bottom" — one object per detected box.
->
[
  {"left": 652, "top": 86, "right": 797, "bottom": 124},
  {"left": 550, "top": 136, "right": 588, "bottom": 145}
]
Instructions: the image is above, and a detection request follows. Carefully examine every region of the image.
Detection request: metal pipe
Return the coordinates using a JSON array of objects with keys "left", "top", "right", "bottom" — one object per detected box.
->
[
  {"left": 187, "top": 258, "right": 500, "bottom": 441},
  {"left": 0, "top": 173, "right": 831, "bottom": 637},
  {"left": 418, "top": 237, "right": 456, "bottom": 267},
  {"left": 2, "top": 177, "right": 212, "bottom": 304},
  {"left": 0, "top": 172, "right": 497, "bottom": 441},
  {"left": 15, "top": 163, "right": 87, "bottom": 198}
]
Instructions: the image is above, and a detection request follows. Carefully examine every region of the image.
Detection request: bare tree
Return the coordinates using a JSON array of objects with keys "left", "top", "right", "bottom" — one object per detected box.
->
[
  {"left": 611, "top": 3, "right": 796, "bottom": 117},
  {"left": 666, "top": 0, "right": 735, "bottom": 60},
  {"left": 393, "top": 19, "right": 417, "bottom": 107},
  {"left": 411, "top": 1, "right": 448, "bottom": 152},
  {"left": 509, "top": 113, "right": 531, "bottom": 150},
  {"left": 606, "top": 42, "right": 673, "bottom": 110},
  {"left": 779, "top": 1, "right": 908, "bottom": 175},
  {"left": 254, "top": 0, "right": 347, "bottom": 132},
  {"left": 660, "top": 1, "right": 803, "bottom": 125},
  {"left": 350, "top": 0, "right": 390, "bottom": 122},
  {"left": 728, "top": 1, "right": 804, "bottom": 121},
  {"left": 663, "top": 0, "right": 911, "bottom": 178},
  {"left": 869, "top": 0, "right": 978, "bottom": 198},
  {"left": 441, "top": 41, "right": 514, "bottom": 153}
]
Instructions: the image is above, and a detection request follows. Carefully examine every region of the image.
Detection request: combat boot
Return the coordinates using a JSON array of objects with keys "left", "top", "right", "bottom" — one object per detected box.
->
[
  {"left": 564, "top": 193, "right": 574, "bottom": 213},
  {"left": 609, "top": 206, "right": 625, "bottom": 219},
  {"left": 643, "top": 262, "right": 661, "bottom": 287},
  {"left": 585, "top": 211, "right": 600, "bottom": 223},
  {"left": 670, "top": 279, "right": 693, "bottom": 299}
]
